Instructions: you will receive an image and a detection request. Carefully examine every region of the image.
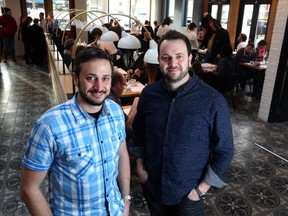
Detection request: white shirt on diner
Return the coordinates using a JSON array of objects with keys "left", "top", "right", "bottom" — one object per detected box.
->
[
  {"left": 185, "top": 30, "right": 199, "bottom": 50},
  {"left": 157, "top": 24, "right": 170, "bottom": 39}
]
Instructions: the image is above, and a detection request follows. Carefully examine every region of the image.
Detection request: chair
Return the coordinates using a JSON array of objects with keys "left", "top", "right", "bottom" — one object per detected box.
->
[
  {"left": 218, "top": 74, "right": 239, "bottom": 110},
  {"left": 201, "top": 73, "right": 239, "bottom": 110}
]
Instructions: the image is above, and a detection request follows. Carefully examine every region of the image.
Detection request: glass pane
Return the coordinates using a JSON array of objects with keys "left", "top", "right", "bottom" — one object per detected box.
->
[
  {"left": 254, "top": 4, "right": 270, "bottom": 44},
  {"left": 186, "top": 0, "right": 194, "bottom": 26},
  {"left": 220, "top": 4, "right": 229, "bottom": 29},
  {"left": 109, "top": 0, "right": 130, "bottom": 30},
  {"left": 131, "top": 0, "right": 150, "bottom": 25},
  {"left": 52, "top": 0, "right": 70, "bottom": 30},
  {"left": 168, "top": 0, "right": 175, "bottom": 21},
  {"left": 26, "top": 0, "right": 45, "bottom": 19},
  {"left": 86, "top": 0, "right": 109, "bottom": 24},
  {"left": 241, "top": 4, "right": 254, "bottom": 41},
  {"left": 211, "top": 5, "right": 218, "bottom": 19}
]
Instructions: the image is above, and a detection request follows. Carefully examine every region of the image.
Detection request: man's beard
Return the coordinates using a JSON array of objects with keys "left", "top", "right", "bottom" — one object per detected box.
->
[{"left": 78, "top": 83, "right": 109, "bottom": 106}]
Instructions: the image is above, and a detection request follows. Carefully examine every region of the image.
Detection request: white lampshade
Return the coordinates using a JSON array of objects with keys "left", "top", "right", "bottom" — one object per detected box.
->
[
  {"left": 100, "top": 31, "right": 119, "bottom": 42},
  {"left": 118, "top": 31, "right": 141, "bottom": 49},
  {"left": 144, "top": 40, "right": 159, "bottom": 64}
]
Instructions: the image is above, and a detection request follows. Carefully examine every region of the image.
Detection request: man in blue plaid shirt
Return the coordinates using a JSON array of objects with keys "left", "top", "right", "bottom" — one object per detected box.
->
[{"left": 20, "top": 47, "right": 131, "bottom": 216}]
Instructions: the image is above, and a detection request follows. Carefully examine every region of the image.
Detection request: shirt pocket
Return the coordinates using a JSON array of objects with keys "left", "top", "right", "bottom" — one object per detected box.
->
[{"left": 65, "top": 145, "right": 95, "bottom": 178}]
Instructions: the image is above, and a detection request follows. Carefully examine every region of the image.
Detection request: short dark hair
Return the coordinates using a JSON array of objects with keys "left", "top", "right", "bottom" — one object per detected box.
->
[
  {"left": 239, "top": 33, "right": 247, "bottom": 42},
  {"left": 91, "top": 27, "right": 103, "bottom": 37},
  {"left": 258, "top": 39, "right": 267, "bottom": 47},
  {"left": 187, "top": 22, "right": 197, "bottom": 31},
  {"left": 158, "top": 30, "right": 191, "bottom": 56},
  {"left": 111, "top": 71, "right": 124, "bottom": 86},
  {"left": 64, "top": 38, "right": 74, "bottom": 49},
  {"left": 73, "top": 46, "right": 114, "bottom": 77},
  {"left": 247, "top": 42, "right": 255, "bottom": 48},
  {"left": 162, "top": 17, "right": 172, "bottom": 26}
]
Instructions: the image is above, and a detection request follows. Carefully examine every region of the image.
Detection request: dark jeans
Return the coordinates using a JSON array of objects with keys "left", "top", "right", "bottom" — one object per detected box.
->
[
  {"left": 3, "top": 36, "right": 15, "bottom": 58},
  {"left": 142, "top": 184, "right": 204, "bottom": 216}
]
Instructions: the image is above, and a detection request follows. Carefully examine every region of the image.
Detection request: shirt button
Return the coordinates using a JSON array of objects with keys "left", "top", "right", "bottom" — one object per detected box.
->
[
  {"left": 104, "top": 160, "right": 107, "bottom": 163},
  {"left": 78, "top": 153, "right": 81, "bottom": 157},
  {"left": 101, "top": 141, "right": 103, "bottom": 144}
]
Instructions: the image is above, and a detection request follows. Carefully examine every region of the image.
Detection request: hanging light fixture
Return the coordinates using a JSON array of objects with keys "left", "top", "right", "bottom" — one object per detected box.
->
[
  {"left": 117, "top": 30, "right": 141, "bottom": 49},
  {"left": 144, "top": 39, "right": 159, "bottom": 64}
]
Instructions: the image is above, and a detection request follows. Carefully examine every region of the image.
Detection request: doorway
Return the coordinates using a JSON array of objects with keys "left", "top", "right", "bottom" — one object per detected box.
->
[{"left": 236, "top": 0, "right": 271, "bottom": 46}]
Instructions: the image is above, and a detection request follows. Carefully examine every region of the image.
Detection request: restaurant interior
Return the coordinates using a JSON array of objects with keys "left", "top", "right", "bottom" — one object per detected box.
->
[{"left": 0, "top": 0, "right": 288, "bottom": 215}]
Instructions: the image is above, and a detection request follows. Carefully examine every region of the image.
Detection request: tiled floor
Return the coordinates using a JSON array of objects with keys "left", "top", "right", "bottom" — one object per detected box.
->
[{"left": 0, "top": 59, "right": 288, "bottom": 216}]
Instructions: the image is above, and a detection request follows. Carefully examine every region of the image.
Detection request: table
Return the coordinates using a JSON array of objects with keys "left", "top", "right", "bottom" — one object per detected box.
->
[
  {"left": 238, "top": 62, "right": 267, "bottom": 99},
  {"left": 122, "top": 105, "right": 132, "bottom": 115},
  {"left": 120, "top": 81, "right": 145, "bottom": 98},
  {"left": 201, "top": 63, "right": 217, "bottom": 73},
  {"left": 238, "top": 62, "right": 267, "bottom": 72}
]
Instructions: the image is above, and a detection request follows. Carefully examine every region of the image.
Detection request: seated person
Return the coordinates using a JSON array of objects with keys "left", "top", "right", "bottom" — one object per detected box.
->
[
  {"left": 236, "top": 33, "right": 248, "bottom": 51},
  {"left": 256, "top": 39, "right": 268, "bottom": 61},
  {"left": 236, "top": 42, "right": 256, "bottom": 90},
  {"left": 90, "top": 27, "right": 127, "bottom": 70},
  {"left": 63, "top": 38, "right": 74, "bottom": 69},
  {"left": 108, "top": 70, "right": 139, "bottom": 130},
  {"left": 197, "top": 44, "right": 237, "bottom": 93},
  {"left": 108, "top": 70, "right": 140, "bottom": 158},
  {"left": 128, "top": 48, "right": 163, "bottom": 85}
]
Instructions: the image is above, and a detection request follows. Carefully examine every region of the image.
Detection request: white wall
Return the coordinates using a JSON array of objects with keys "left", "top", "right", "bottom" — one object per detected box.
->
[{"left": 258, "top": 0, "right": 288, "bottom": 121}]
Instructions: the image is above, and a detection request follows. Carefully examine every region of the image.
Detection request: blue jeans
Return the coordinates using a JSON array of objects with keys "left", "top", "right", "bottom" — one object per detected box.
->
[
  {"left": 142, "top": 184, "right": 204, "bottom": 216},
  {"left": 3, "top": 36, "right": 15, "bottom": 58}
]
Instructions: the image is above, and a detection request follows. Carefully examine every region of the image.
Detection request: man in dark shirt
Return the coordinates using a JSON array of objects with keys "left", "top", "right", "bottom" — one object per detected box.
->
[
  {"left": 236, "top": 42, "right": 256, "bottom": 90},
  {"left": 28, "top": 18, "right": 47, "bottom": 65},
  {"left": 133, "top": 30, "right": 234, "bottom": 216}
]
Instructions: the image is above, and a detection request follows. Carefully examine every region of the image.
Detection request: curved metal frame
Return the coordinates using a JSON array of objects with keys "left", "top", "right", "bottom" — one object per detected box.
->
[
  {"left": 72, "top": 13, "right": 151, "bottom": 58},
  {"left": 60, "top": 10, "right": 113, "bottom": 45}
]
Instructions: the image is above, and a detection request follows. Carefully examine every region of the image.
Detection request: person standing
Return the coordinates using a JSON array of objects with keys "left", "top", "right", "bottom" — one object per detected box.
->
[
  {"left": 185, "top": 22, "right": 199, "bottom": 63},
  {"left": 28, "top": 18, "right": 47, "bottom": 65},
  {"left": 39, "top": 12, "right": 46, "bottom": 32},
  {"left": 20, "top": 16, "right": 33, "bottom": 64},
  {"left": 133, "top": 30, "right": 234, "bottom": 216},
  {"left": 200, "top": 18, "right": 230, "bottom": 64},
  {"left": 0, "top": 7, "right": 17, "bottom": 63},
  {"left": 20, "top": 47, "right": 131, "bottom": 216}
]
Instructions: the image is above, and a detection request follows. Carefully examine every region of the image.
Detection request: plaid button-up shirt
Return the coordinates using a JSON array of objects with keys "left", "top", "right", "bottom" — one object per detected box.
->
[{"left": 23, "top": 95, "right": 126, "bottom": 216}]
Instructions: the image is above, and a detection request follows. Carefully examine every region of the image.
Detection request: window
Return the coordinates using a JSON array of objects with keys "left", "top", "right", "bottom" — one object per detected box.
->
[
  {"left": 211, "top": 5, "right": 218, "bottom": 19},
  {"left": 221, "top": 4, "right": 229, "bottom": 29},
  {"left": 241, "top": 4, "right": 254, "bottom": 41},
  {"left": 26, "top": 0, "right": 45, "bottom": 19},
  {"left": 255, "top": 4, "right": 270, "bottom": 43},
  {"left": 209, "top": 0, "right": 230, "bottom": 29},
  {"left": 168, "top": 0, "right": 175, "bottom": 21},
  {"left": 52, "top": 0, "right": 70, "bottom": 29},
  {"left": 186, "top": 0, "right": 194, "bottom": 25},
  {"left": 87, "top": 0, "right": 150, "bottom": 30}
]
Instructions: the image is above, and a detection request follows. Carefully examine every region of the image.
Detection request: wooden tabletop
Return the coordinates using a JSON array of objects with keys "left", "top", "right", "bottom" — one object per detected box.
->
[
  {"left": 239, "top": 62, "right": 267, "bottom": 72},
  {"left": 120, "top": 81, "right": 145, "bottom": 98},
  {"left": 122, "top": 105, "right": 132, "bottom": 115}
]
